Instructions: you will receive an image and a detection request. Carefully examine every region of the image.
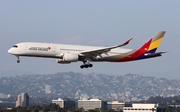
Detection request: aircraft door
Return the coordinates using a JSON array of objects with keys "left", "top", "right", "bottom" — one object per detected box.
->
[
  {"left": 24, "top": 44, "right": 27, "bottom": 50},
  {"left": 52, "top": 46, "right": 56, "bottom": 52}
]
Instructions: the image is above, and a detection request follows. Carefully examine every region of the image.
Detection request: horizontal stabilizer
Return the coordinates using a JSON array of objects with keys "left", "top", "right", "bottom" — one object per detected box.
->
[{"left": 145, "top": 51, "right": 167, "bottom": 57}]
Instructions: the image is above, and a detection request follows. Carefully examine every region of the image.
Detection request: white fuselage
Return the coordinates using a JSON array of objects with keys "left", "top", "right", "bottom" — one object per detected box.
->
[
  {"left": 8, "top": 42, "right": 133, "bottom": 62},
  {"left": 7, "top": 31, "right": 166, "bottom": 68}
]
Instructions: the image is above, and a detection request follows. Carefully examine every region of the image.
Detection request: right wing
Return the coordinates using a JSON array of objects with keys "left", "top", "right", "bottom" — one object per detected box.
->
[{"left": 79, "top": 38, "right": 133, "bottom": 57}]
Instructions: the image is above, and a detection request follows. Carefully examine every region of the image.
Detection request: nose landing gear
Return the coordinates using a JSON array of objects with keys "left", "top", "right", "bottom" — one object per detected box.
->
[
  {"left": 16, "top": 56, "right": 20, "bottom": 63},
  {"left": 17, "top": 60, "right": 20, "bottom": 63}
]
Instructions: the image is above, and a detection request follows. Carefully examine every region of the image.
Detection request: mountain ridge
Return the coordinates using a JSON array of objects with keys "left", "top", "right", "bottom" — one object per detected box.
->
[{"left": 0, "top": 72, "right": 180, "bottom": 101}]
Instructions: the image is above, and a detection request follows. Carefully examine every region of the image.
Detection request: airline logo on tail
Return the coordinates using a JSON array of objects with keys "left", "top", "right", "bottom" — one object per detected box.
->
[
  {"left": 117, "top": 31, "right": 166, "bottom": 62},
  {"left": 148, "top": 33, "right": 164, "bottom": 53}
]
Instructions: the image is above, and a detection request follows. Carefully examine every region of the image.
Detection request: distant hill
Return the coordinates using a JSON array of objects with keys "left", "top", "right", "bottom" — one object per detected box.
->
[
  {"left": 0, "top": 69, "right": 35, "bottom": 77},
  {"left": 0, "top": 72, "right": 180, "bottom": 101}
]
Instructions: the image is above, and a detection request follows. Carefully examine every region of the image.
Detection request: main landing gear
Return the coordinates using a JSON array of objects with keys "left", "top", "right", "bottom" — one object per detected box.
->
[
  {"left": 16, "top": 56, "right": 20, "bottom": 63},
  {"left": 80, "top": 61, "right": 93, "bottom": 69},
  {"left": 80, "top": 64, "right": 93, "bottom": 69}
]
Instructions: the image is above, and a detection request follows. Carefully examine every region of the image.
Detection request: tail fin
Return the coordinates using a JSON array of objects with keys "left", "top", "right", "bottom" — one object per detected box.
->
[
  {"left": 135, "top": 31, "right": 166, "bottom": 60},
  {"left": 116, "top": 31, "right": 166, "bottom": 62},
  {"left": 137, "top": 31, "right": 166, "bottom": 54},
  {"left": 147, "top": 31, "right": 166, "bottom": 53}
]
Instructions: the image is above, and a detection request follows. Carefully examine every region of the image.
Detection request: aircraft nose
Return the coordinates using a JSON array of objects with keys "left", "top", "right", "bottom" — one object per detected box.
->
[{"left": 8, "top": 48, "right": 13, "bottom": 54}]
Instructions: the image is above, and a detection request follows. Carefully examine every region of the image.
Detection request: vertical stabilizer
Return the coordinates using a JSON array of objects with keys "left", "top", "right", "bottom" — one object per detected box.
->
[
  {"left": 135, "top": 31, "right": 166, "bottom": 60},
  {"left": 147, "top": 31, "right": 166, "bottom": 53}
]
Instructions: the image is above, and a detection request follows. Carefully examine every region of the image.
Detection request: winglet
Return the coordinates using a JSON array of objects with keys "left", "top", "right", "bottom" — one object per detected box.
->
[{"left": 122, "top": 38, "right": 133, "bottom": 45}]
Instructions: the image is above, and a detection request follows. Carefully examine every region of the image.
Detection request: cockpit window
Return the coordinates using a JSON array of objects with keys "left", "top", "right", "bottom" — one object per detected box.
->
[{"left": 13, "top": 45, "right": 18, "bottom": 48}]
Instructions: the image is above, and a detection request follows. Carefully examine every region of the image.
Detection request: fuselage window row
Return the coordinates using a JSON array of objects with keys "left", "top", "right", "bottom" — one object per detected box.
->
[{"left": 60, "top": 48, "right": 84, "bottom": 52}]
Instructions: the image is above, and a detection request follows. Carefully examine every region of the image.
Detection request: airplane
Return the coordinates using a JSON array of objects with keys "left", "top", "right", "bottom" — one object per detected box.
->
[{"left": 8, "top": 31, "right": 166, "bottom": 69}]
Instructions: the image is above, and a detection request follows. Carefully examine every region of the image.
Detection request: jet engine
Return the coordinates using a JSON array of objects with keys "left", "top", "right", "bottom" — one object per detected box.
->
[{"left": 56, "top": 53, "right": 79, "bottom": 64}]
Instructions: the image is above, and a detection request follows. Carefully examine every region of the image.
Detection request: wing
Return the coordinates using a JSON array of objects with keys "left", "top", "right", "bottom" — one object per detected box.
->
[{"left": 80, "top": 38, "right": 133, "bottom": 57}]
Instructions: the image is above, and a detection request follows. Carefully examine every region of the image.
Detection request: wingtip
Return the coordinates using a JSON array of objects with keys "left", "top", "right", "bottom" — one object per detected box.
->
[
  {"left": 129, "top": 38, "right": 133, "bottom": 42},
  {"left": 123, "top": 38, "right": 133, "bottom": 45},
  {"left": 127, "top": 38, "right": 133, "bottom": 43}
]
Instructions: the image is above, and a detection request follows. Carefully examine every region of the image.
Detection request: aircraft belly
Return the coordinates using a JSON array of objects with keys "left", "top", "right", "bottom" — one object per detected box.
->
[
  {"left": 19, "top": 50, "right": 57, "bottom": 58},
  {"left": 92, "top": 50, "right": 136, "bottom": 62}
]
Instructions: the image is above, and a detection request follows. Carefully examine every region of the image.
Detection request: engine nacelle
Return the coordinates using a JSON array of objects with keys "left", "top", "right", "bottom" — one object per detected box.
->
[
  {"left": 56, "top": 53, "right": 79, "bottom": 64},
  {"left": 64, "top": 53, "right": 79, "bottom": 62},
  {"left": 56, "top": 59, "right": 71, "bottom": 64}
]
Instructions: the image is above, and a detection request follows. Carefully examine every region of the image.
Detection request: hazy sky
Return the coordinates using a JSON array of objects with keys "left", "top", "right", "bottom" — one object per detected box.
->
[{"left": 0, "top": 1, "right": 180, "bottom": 78}]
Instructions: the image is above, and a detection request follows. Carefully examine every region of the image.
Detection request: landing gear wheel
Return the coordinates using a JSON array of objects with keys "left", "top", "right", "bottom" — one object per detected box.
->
[
  {"left": 80, "top": 64, "right": 93, "bottom": 69},
  {"left": 80, "top": 65, "right": 84, "bottom": 69},
  {"left": 89, "top": 64, "right": 93, "bottom": 68},
  {"left": 16, "top": 56, "right": 20, "bottom": 63},
  {"left": 17, "top": 60, "right": 20, "bottom": 63},
  {"left": 84, "top": 65, "right": 88, "bottom": 68}
]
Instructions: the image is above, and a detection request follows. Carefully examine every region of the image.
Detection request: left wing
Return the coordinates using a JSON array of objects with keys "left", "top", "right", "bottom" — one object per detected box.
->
[{"left": 80, "top": 38, "right": 133, "bottom": 56}]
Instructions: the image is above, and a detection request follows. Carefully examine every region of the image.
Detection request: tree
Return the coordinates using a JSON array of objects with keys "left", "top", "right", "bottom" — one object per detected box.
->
[
  {"left": 88, "top": 109, "right": 100, "bottom": 112},
  {"left": 166, "top": 106, "right": 171, "bottom": 112},
  {"left": 151, "top": 108, "right": 156, "bottom": 112},
  {"left": 48, "top": 103, "right": 59, "bottom": 111},
  {"left": 72, "top": 109, "right": 82, "bottom": 112}
]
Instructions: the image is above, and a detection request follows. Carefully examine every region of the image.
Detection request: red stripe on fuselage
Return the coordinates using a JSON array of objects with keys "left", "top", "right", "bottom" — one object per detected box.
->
[{"left": 116, "top": 39, "right": 152, "bottom": 62}]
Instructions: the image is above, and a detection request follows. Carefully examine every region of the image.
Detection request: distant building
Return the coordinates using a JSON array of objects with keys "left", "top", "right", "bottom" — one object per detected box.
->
[
  {"left": 15, "top": 93, "right": 29, "bottom": 107},
  {"left": 0, "top": 93, "right": 9, "bottom": 99},
  {"left": 15, "top": 95, "right": 21, "bottom": 107},
  {"left": 52, "top": 98, "right": 75, "bottom": 109},
  {"left": 78, "top": 98, "right": 107, "bottom": 111},
  {"left": 107, "top": 101, "right": 124, "bottom": 111},
  {"left": 21, "top": 93, "right": 29, "bottom": 107},
  {"left": 123, "top": 103, "right": 158, "bottom": 112},
  {"left": 45, "top": 85, "right": 51, "bottom": 94}
]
